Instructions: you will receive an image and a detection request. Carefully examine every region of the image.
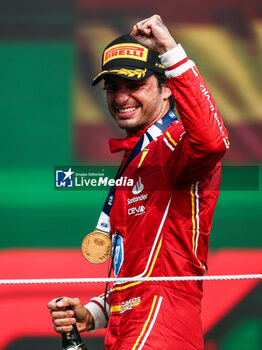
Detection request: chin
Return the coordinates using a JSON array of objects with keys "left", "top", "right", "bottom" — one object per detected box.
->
[{"left": 116, "top": 120, "right": 136, "bottom": 131}]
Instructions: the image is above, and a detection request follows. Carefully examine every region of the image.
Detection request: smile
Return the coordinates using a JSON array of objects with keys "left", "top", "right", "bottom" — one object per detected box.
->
[{"left": 117, "top": 107, "right": 137, "bottom": 113}]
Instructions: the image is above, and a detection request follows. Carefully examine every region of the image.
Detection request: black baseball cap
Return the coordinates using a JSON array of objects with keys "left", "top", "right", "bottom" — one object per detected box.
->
[{"left": 92, "top": 33, "right": 166, "bottom": 85}]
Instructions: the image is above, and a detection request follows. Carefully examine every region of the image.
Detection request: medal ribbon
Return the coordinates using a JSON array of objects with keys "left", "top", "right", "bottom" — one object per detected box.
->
[{"left": 96, "top": 109, "right": 178, "bottom": 233}]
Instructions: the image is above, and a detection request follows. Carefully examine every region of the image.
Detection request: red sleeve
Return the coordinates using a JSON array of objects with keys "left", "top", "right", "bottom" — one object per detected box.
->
[{"left": 159, "top": 45, "right": 229, "bottom": 184}]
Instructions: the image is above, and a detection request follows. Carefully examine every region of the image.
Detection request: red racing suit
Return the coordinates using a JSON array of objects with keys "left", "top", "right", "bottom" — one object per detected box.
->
[{"left": 86, "top": 44, "right": 229, "bottom": 350}]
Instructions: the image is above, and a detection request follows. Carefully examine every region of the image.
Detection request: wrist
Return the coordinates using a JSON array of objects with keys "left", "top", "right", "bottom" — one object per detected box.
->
[
  {"left": 159, "top": 44, "right": 195, "bottom": 78},
  {"left": 76, "top": 308, "right": 94, "bottom": 332},
  {"left": 85, "top": 312, "right": 95, "bottom": 331},
  {"left": 159, "top": 44, "right": 187, "bottom": 67},
  {"left": 158, "top": 39, "right": 177, "bottom": 55},
  {"left": 85, "top": 300, "right": 108, "bottom": 332}
]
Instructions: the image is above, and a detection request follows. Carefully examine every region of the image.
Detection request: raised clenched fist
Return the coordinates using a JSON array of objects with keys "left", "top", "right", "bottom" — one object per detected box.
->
[{"left": 131, "top": 14, "right": 177, "bottom": 54}]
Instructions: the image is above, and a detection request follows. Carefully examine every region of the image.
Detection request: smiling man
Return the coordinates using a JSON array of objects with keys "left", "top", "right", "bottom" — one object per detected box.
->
[
  {"left": 93, "top": 29, "right": 175, "bottom": 135},
  {"left": 48, "top": 15, "right": 229, "bottom": 350},
  {"left": 104, "top": 75, "right": 171, "bottom": 133}
]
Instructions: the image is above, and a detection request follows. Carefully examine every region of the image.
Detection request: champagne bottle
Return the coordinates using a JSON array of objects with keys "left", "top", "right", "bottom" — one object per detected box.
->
[
  {"left": 56, "top": 298, "right": 87, "bottom": 350},
  {"left": 61, "top": 323, "right": 87, "bottom": 350}
]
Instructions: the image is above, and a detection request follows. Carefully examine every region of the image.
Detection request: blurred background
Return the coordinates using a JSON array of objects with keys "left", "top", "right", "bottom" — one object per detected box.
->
[{"left": 0, "top": 0, "right": 261, "bottom": 349}]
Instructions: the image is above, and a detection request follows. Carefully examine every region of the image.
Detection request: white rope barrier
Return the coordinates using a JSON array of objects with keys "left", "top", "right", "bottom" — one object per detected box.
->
[{"left": 0, "top": 274, "right": 261, "bottom": 285}]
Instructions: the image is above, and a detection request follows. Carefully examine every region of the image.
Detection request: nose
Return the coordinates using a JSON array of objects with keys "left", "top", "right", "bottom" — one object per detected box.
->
[{"left": 114, "top": 86, "right": 130, "bottom": 105}]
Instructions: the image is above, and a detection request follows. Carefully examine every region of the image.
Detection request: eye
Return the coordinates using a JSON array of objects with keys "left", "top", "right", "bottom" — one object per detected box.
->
[
  {"left": 103, "top": 84, "right": 117, "bottom": 93},
  {"left": 128, "top": 82, "right": 143, "bottom": 91}
]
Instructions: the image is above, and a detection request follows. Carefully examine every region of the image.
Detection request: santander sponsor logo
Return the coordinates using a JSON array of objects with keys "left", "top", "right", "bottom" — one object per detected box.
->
[
  {"left": 127, "top": 193, "right": 148, "bottom": 205},
  {"left": 128, "top": 177, "right": 146, "bottom": 215},
  {"left": 132, "top": 176, "right": 144, "bottom": 195}
]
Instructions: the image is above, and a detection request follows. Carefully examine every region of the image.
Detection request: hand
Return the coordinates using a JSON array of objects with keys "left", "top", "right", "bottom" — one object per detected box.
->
[
  {"left": 47, "top": 297, "right": 94, "bottom": 333},
  {"left": 131, "top": 14, "right": 177, "bottom": 54}
]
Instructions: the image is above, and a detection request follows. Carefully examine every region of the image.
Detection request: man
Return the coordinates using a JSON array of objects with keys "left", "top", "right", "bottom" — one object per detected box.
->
[{"left": 48, "top": 15, "right": 229, "bottom": 349}]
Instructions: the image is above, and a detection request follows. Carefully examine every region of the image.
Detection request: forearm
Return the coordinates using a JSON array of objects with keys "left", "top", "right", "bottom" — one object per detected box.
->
[{"left": 160, "top": 45, "right": 229, "bottom": 153}]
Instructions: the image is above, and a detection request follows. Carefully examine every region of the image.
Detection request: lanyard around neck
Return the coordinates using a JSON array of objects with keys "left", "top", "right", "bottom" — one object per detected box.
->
[{"left": 96, "top": 109, "right": 178, "bottom": 233}]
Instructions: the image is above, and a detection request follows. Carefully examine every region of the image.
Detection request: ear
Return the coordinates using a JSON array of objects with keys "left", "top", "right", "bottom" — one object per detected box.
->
[{"left": 161, "top": 83, "right": 172, "bottom": 100}]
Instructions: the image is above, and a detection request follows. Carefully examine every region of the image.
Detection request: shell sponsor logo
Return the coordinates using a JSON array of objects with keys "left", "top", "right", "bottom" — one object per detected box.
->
[{"left": 103, "top": 43, "right": 148, "bottom": 65}]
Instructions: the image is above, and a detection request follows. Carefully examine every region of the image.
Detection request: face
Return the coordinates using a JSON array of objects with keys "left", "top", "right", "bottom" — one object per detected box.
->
[{"left": 104, "top": 75, "right": 172, "bottom": 134}]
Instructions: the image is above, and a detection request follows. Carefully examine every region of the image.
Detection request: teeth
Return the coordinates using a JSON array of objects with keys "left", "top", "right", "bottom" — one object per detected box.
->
[{"left": 118, "top": 107, "right": 136, "bottom": 113}]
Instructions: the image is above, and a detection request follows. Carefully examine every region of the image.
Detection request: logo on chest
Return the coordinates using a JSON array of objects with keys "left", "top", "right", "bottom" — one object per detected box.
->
[
  {"left": 132, "top": 176, "right": 144, "bottom": 195},
  {"left": 128, "top": 205, "right": 146, "bottom": 216},
  {"left": 128, "top": 176, "right": 147, "bottom": 216}
]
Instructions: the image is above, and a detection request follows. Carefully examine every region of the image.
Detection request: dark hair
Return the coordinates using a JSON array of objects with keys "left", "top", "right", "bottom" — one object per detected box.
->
[{"left": 154, "top": 73, "right": 175, "bottom": 110}]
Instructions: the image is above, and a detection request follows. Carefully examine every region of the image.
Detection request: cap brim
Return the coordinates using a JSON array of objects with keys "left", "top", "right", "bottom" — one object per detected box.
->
[{"left": 92, "top": 67, "right": 156, "bottom": 86}]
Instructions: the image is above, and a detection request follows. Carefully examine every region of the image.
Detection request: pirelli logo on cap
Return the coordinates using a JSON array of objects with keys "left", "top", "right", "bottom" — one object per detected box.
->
[{"left": 103, "top": 43, "right": 148, "bottom": 65}]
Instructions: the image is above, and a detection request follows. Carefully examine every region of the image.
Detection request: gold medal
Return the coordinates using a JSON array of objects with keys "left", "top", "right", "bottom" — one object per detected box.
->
[{"left": 81, "top": 229, "right": 111, "bottom": 264}]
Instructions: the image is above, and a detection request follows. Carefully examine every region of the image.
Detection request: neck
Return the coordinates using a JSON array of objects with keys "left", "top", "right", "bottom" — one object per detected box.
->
[{"left": 125, "top": 104, "right": 171, "bottom": 136}]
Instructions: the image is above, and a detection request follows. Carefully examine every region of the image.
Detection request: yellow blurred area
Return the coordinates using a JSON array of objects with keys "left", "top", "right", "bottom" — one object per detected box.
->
[
  {"left": 74, "top": 76, "right": 104, "bottom": 124},
  {"left": 173, "top": 22, "right": 262, "bottom": 124},
  {"left": 75, "top": 26, "right": 121, "bottom": 124},
  {"left": 75, "top": 21, "right": 262, "bottom": 126}
]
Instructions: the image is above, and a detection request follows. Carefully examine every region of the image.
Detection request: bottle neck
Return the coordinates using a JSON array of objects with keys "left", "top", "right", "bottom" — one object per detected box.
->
[{"left": 62, "top": 324, "right": 87, "bottom": 349}]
